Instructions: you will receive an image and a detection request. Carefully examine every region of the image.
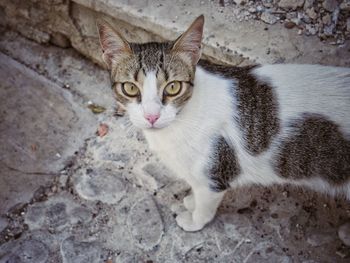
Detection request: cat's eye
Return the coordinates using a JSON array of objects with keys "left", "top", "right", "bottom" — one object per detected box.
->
[
  {"left": 121, "top": 82, "right": 139, "bottom": 97},
  {"left": 164, "top": 81, "right": 182, "bottom": 96}
]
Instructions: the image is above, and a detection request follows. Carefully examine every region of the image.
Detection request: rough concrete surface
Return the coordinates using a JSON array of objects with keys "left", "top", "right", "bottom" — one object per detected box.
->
[
  {"left": 1, "top": 30, "right": 350, "bottom": 263},
  {"left": 1, "top": 0, "right": 349, "bottom": 69},
  {"left": 72, "top": 0, "right": 350, "bottom": 66}
]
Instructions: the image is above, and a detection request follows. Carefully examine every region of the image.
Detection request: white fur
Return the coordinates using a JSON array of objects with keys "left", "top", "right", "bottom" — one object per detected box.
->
[
  {"left": 252, "top": 64, "right": 350, "bottom": 196},
  {"left": 142, "top": 71, "right": 160, "bottom": 114},
  {"left": 141, "top": 65, "right": 350, "bottom": 231},
  {"left": 127, "top": 71, "right": 178, "bottom": 129},
  {"left": 144, "top": 67, "right": 232, "bottom": 185},
  {"left": 253, "top": 64, "right": 350, "bottom": 135}
]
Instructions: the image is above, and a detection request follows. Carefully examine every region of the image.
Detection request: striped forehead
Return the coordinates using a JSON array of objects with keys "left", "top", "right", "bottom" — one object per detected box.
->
[
  {"left": 130, "top": 42, "right": 170, "bottom": 72},
  {"left": 131, "top": 42, "right": 193, "bottom": 81},
  {"left": 111, "top": 41, "right": 195, "bottom": 87}
]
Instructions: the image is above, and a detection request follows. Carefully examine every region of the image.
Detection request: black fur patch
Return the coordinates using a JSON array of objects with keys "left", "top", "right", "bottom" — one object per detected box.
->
[
  {"left": 275, "top": 114, "right": 350, "bottom": 184},
  {"left": 198, "top": 60, "right": 280, "bottom": 155},
  {"left": 208, "top": 137, "right": 240, "bottom": 192}
]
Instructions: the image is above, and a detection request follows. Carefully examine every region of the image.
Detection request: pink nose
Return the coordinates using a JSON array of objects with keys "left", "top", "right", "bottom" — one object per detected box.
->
[{"left": 144, "top": 114, "right": 160, "bottom": 125}]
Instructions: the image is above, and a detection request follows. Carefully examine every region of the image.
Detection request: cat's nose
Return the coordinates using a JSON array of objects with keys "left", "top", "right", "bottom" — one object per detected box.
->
[{"left": 144, "top": 114, "right": 160, "bottom": 125}]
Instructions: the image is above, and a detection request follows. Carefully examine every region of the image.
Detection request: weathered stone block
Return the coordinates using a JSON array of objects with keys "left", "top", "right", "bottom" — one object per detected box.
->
[
  {"left": 50, "top": 32, "right": 71, "bottom": 48},
  {"left": 60, "top": 236, "right": 101, "bottom": 263},
  {"left": 74, "top": 168, "right": 127, "bottom": 204},
  {"left": 25, "top": 193, "right": 93, "bottom": 231},
  {"left": 0, "top": 53, "right": 97, "bottom": 174},
  {"left": 127, "top": 196, "right": 164, "bottom": 251},
  {"left": 1, "top": 239, "right": 49, "bottom": 263}
]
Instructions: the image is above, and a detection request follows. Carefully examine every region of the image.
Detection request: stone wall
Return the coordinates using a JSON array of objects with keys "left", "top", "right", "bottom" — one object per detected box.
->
[
  {"left": 0, "top": 0, "right": 163, "bottom": 68},
  {"left": 1, "top": 0, "right": 349, "bottom": 67},
  {"left": 0, "top": 0, "right": 246, "bottom": 68}
]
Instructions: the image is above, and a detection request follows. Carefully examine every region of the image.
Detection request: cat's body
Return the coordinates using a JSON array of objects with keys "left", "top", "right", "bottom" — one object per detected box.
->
[
  {"left": 97, "top": 15, "right": 350, "bottom": 232},
  {"left": 145, "top": 62, "right": 350, "bottom": 193},
  {"left": 144, "top": 63, "right": 350, "bottom": 230}
]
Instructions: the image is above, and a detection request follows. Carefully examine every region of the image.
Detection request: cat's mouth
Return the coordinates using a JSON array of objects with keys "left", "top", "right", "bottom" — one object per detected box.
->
[
  {"left": 146, "top": 125, "right": 164, "bottom": 130},
  {"left": 144, "top": 122, "right": 170, "bottom": 130}
]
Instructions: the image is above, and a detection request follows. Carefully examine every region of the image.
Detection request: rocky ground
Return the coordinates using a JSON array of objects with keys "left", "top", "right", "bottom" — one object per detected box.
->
[
  {"left": 0, "top": 29, "right": 350, "bottom": 263},
  {"left": 224, "top": 0, "right": 350, "bottom": 45}
]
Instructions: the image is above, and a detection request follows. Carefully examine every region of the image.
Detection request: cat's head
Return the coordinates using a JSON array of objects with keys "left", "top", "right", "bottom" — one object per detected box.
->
[{"left": 97, "top": 16, "right": 204, "bottom": 130}]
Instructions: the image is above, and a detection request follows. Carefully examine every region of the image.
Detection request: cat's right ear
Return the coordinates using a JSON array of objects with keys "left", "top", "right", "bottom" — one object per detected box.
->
[
  {"left": 172, "top": 15, "right": 204, "bottom": 65},
  {"left": 96, "top": 19, "right": 132, "bottom": 69}
]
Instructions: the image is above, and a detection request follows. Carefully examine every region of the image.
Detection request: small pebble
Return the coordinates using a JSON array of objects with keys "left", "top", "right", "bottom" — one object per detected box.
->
[
  {"left": 282, "top": 191, "right": 289, "bottom": 197},
  {"left": 248, "top": 7, "right": 257, "bottom": 13},
  {"left": 60, "top": 170, "right": 67, "bottom": 175},
  {"left": 338, "top": 222, "right": 350, "bottom": 246},
  {"left": 260, "top": 12, "right": 278, "bottom": 25},
  {"left": 97, "top": 123, "right": 109, "bottom": 137},
  {"left": 284, "top": 21, "right": 296, "bottom": 29},
  {"left": 336, "top": 247, "right": 349, "bottom": 258}
]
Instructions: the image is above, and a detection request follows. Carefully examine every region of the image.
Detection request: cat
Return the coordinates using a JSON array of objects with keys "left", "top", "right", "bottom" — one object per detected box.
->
[{"left": 97, "top": 15, "right": 350, "bottom": 232}]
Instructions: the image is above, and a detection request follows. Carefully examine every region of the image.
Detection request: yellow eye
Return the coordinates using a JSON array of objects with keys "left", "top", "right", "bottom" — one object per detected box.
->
[
  {"left": 164, "top": 81, "right": 182, "bottom": 96},
  {"left": 122, "top": 82, "right": 139, "bottom": 97}
]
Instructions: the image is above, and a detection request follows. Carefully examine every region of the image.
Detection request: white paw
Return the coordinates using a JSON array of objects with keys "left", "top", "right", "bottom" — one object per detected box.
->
[
  {"left": 183, "top": 194, "right": 195, "bottom": 211},
  {"left": 176, "top": 211, "right": 205, "bottom": 232}
]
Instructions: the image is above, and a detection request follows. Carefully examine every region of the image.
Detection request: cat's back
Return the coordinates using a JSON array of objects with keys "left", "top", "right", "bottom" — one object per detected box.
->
[
  {"left": 199, "top": 61, "right": 350, "bottom": 138},
  {"left": 252, "top": 64, "right": 350, "bottom": 135},
  {"left": 198, "top": 61, "right": 350, "bottom": 191},
  {"left": 250, "top": 64, "right": 350, "bottom": 189}
]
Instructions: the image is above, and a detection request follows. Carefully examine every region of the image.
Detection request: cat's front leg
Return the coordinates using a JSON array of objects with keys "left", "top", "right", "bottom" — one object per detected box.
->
[
  {"left": 176, "top": 186, "right": 225, "bottom": 232},
  {"left": 183, "top": 192, "right": 195, "bottom": 211}
]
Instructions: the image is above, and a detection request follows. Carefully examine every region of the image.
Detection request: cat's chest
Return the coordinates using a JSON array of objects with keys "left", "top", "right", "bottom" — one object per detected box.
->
[
  {"left": 145, "top": 129, "right": 192, "bottom": 161},
  {"left": 143, "top": 128, "right": 212, "bottom": 177},
  {"left": 146, "top": 133, "right": 177, "bottom": 157}
]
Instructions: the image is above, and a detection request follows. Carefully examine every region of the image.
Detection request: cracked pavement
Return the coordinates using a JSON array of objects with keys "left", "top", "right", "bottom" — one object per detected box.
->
[{"left": 0, "top": 30, "right": 349, "bottom": 263}]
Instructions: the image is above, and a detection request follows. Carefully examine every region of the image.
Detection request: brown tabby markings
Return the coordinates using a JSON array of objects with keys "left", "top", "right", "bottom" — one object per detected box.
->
[
  {"left": 113, "top": 83, "right": 134, "bottom": 106},
  {"left": 208, "top": 137, "right": 241, "bottom": 192},
  {"left": 275, "top": 114, "right": 350, "bottom": 184},
  {"left": 111, "top": 41, "right": 195, "bottom": 109},
  {"left": 201, "top": 60, "right": 349, "bottom": 185},
  {"left": 171, "top": 82, "right": 194, "bottom": 108},
  {"left": 198, "top": 61, "right": 280, "bottom": 155}
]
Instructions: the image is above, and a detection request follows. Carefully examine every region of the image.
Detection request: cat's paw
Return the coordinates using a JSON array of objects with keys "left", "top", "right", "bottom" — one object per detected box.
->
[
  {"left": 176, "top": 211, "right": 205, "bottom": 232},
  {"left": 183, "top": 194, "right": 195, "bottom": 211}
]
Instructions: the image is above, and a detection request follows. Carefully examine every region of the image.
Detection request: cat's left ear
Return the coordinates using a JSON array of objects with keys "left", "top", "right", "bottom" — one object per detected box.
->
[
  {"left": 172, "top": 15, "right": 204, "bottom": 65},
  {"left": 96, "top": 18, "right": 132, "bottom": 69}
]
